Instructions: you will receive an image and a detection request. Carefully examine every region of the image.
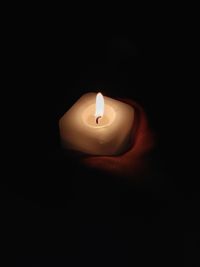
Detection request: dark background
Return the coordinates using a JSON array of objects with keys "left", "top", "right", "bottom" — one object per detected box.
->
[{"left": 1, "top": 11, "right": 199, "bottom": 266}]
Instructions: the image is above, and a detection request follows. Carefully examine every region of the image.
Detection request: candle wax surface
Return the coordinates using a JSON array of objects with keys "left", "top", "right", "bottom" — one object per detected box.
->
[
  {"left": 59, "top": 93, "right": 134, "bottom": 156},
  {"left": 82, "top": 104, "right": 115, "bottom": 127}
]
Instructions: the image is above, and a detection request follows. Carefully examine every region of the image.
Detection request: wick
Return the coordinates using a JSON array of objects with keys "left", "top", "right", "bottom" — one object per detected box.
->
[{"left": 96, "top": 116, "right": 102, "bottom": 124}]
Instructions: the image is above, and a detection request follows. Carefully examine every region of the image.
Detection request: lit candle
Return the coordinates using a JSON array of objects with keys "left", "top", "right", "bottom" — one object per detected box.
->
[{"left": 59, "top": 92, "right": 134, "bottom": 155}]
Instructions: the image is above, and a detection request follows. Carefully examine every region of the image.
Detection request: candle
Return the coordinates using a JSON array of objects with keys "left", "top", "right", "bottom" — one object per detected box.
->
[{"left": 59, "top": 92, "right": 134, "bottom": 155}]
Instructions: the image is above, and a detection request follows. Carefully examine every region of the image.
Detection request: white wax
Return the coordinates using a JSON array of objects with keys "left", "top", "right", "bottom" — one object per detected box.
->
[{"left": 59, "top": 93, "right": 134, "bottom": 155}]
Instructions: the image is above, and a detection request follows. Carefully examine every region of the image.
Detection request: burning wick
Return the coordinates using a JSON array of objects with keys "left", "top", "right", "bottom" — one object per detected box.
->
[
  {"left": 95, "top": 92, "right": 104, "bottom": 125},
  {"left": 96, "top": 116, "right": 102, "bottom": 124}
]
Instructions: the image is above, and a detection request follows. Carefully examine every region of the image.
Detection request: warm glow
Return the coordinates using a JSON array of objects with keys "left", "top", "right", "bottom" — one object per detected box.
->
[{"left": 95, "top": 92, "right": 104, "bottom": 118}]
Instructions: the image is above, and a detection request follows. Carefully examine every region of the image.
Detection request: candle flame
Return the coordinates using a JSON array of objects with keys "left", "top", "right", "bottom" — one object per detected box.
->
[{"left": 95, "top": 92, "right": 104, "bottom": 118}]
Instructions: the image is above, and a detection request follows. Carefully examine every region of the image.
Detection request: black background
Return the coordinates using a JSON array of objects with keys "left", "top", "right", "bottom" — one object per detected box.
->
[{"left": 1, "top": 9, "right": 199, "bottom": 266}]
